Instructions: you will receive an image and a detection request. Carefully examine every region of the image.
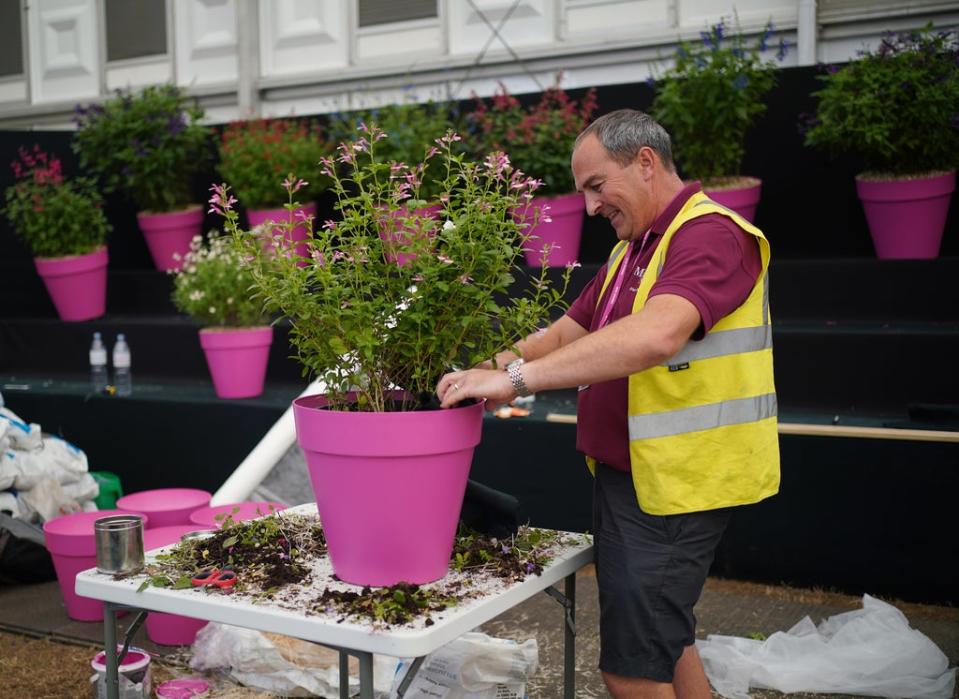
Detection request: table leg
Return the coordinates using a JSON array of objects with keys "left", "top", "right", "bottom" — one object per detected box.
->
[
  {"left": 358, "top": 651, "right": 374, "bottom": 699},
  {"left": 103, "top": 602, "right": 120, "bottom": 699},
  {"left": 394, "top": 656, "right": 425, "bottom": 698},
  {"left": 564, "top": 573, "right": 576, "bottom": 699},
  {"left": 338, "top": 650, "right": 350, "bottom": 699}
]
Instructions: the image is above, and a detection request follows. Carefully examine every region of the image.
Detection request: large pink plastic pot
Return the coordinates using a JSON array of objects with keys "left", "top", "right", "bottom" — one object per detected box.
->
[
  {"left": 33, "top": 246, "right": 108, "bottom": 322},
  {"left": 198, "top": 326, "right": 273, "bottom": 399},
  {"left": 43, "top": 509, "right": 148, "bottom": 621},
  {"left": 377, "top": 203, "right": 442, "bottom": 266},
  {"left": 189, "top": 501, "right": 286, "bottom": 529},
  {"left": 518, "top": 192, "right": 585, "bottom": 267},
  {"left": 705, "top": 177, "right": 762, "bottom": 223},
  {"left": 116, "top": 488, "right": 212, "bottom": 528},
  {"left": 293, "top": 396, "right": 484, "bottom": 586},
  {"left": 247, "top": 203, "right": 316, "bottom": 267},
  {"left": 143, "top": 525, "right": 213, "bottom": 645},
  {"left": 856, "top": 171, "right": 955, "bottom": 259},
  {"left": 137, "top": 206, "right": 204, "bottom": 271}
]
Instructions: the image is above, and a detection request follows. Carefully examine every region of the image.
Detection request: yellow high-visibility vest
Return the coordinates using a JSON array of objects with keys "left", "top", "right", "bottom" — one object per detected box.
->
[{"left": 587, "top": 191, "right": 780, "bottom": 514}]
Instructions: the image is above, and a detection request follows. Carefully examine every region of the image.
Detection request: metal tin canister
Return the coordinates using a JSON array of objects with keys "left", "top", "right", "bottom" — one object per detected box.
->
[{"left": 94, "top": 515, "right": 145, "bottom": 575}]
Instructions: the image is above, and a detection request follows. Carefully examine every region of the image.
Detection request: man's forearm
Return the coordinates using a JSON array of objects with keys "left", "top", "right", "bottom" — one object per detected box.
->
[{"left": 489, "top": 315, "right": 586, "bottom": 368}]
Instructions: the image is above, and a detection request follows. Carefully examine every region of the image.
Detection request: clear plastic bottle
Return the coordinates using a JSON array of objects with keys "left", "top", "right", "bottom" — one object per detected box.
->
[
  {"left": 112, "top": 333, "right": 132, "bottom": 397},
  {"left": 89, "top": 332, "right": 109, "bottom": 394}
]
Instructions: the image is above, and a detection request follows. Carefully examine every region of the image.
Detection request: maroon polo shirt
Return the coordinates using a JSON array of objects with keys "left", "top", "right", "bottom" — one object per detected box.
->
[{"left": 565, "top": 182, "right": 762, "bottom": 472}]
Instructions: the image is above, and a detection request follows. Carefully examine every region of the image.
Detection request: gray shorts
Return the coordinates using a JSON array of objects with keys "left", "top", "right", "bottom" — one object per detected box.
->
[{"left": 593, "top": 462, "right": 731, "bottom": 682}]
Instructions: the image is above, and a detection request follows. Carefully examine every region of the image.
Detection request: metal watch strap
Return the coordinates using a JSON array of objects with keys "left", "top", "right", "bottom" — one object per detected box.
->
[{"left": 506, "top": 358, "right": 531, "bottom": 397}]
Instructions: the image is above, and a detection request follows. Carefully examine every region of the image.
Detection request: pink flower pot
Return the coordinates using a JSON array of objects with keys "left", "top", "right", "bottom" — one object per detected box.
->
[
  {"left": 293, "top": 396, "right": 484, "bottom": 586},
  {"left": 247, "top": 203, "right": 316, "bottom": 267},
  {"left": 143, "top": 525, "right": 214, "bottom": 645},
  {"left": 43, "top": 509, "right": 149, "bottom": 621},
  {"left": 377, "top": 203, "right": 442, "bottom": 266},
  {"left": 116, "top": 488, "right": 212, "bottom": 528},
  {"left": 518, "top": 192, "right": 585, "bottom": 267},
  {"left": 137, "top": 206, "right": 204, "bottom": 272},
  {"left": 856, "top": 171, "right": 955, "bottom": 259},
  {"left": 188, "top": 501, "right": 286, "bottom": 528},
  {"left": 33, "top": 246, "right": 108, "bottom": 321},
  {"left": 198, "top": 326, "right": 273, "bottom": 399},
  {"left": 704, "top": 177, "right": 762, "bottom": 223}
]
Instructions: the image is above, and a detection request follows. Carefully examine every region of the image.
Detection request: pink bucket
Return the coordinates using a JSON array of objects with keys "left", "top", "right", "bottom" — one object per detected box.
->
[
  {"left": 247, "top": 203, "right": 316, "bottom": 267},
  {"left": 377, "top": 203, "right": 442, "bottom": 266},
  {"left": 856, "top": 171, "right": 955, "bottom": 259},
  {"left": 143, "top": 525, "right": 214, "bottom": 645},
  {"left": 519, "top": 193, "right": 585, "bottom": 267},
  {"left": 33, "top": 246, "right": 108, "bottom": 322},
  {"left": 198, "top": 326, "right": 273, "bottom": 399},
  {"left": 116, "top": 488, "right": 212, "bottom": 528},
  {"left": 43, "top": 509, "right": 149, "bottom": 621},
  {"left": 705, "top": 178, "right": 762, "bottom": 223},
  {"left": 293, "top": 396, "right": 483, "bottom": 586},
  {"left": 189, "top": 501, "right": 286, "bottom": 528},
  {"left": 137, "top": 206, "right": 204, "bottom": 271}
]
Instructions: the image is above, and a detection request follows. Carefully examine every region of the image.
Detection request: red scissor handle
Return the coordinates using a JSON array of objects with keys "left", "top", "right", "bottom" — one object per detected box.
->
[{"left": 191, "top": 567, "right": 237, "bottom": 588}]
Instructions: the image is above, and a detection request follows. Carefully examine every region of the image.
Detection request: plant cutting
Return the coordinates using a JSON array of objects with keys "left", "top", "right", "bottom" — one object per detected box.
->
[
  {"left": 217, "top": 118, "right": 331, "bottom": 262},
  {"left": 211, "top": 124, "right": 573, "bottom": 586},
  {"left": 72, "top": 84, "right": 211, "bottom": 271},
  {"left": 467, "top": 80, "right": 598, "bottom": 266},
  {"left": 651, "top": 19, "right": 785, "bottom": 221},
  {"left": 804, "top": 26, "right": 959, "bottom": 258},
  {"left": 3, "top": 145, "right": 112, "bottom": 321},
  {"left": 171, "top": 233, "right": 273, "bottom": 399}
]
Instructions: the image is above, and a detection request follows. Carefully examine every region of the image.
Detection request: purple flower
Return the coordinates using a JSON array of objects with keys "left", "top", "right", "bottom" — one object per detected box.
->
[{"left": 167, "top": 113, "right": 185, "bottom": 136}]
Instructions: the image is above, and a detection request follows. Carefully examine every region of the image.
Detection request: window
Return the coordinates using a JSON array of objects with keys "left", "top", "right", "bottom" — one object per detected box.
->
[
  {"left": 105, "top": 0, "right": 167, "bottom": 62},
  {"left": 358, "top": 0, "right": 437, "bottom": 27},
  {"left": 0, "top": 1, "right": 23, "bottom": 78}
]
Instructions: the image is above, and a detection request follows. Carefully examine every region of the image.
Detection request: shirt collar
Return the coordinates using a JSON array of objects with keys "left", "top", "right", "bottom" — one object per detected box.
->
[{"left": 648, "top": 181, "right": 702, "bottom": 237}]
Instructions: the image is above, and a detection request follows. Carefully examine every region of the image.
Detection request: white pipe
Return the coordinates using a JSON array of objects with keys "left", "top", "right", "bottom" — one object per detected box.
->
[
  {"left": 210, "top": 379, "right": 325, "bottom": 505},
  {"left": 797, "top": 0, "right": 818, "bottom": 66}
]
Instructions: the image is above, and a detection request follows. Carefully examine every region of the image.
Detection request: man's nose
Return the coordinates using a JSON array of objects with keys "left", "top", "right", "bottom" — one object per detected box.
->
[{"left": 584, "top": 192, "right": 602, "bottom": 216}]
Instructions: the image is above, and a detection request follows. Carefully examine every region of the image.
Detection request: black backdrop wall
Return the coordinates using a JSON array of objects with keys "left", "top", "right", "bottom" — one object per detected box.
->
[{"left": 2, "top": 65, "right": 957, "bottom": 268}]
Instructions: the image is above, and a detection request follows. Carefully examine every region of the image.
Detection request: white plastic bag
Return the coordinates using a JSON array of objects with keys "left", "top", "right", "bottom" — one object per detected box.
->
[
  {"left": 389, "top": 632, "right": 538, "bottom": 699},
  {"left": 697, "top": 594, "right": 956, "bottom": 699},
  {"left": 190, "top": 622, "right": 397, "bottom": 697}
]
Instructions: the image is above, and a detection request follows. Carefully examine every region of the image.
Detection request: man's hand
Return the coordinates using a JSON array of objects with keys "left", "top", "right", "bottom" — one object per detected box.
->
[{"left": 436, "top": 368, "right": 516, "bottom": 410}]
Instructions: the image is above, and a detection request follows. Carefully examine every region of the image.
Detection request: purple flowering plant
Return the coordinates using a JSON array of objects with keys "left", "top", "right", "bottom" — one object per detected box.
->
[
  {"left": 210, "top": 124, "right": 573, "bottom": 412},
  {"left": 72, "top": 84, "right": 210, "bottom": 212},
  {"left": 804, "top": 25, "right": 959, "bottom": 177},
  {"left": 650, "top": 18, "right": 785, "bottom": 184}
]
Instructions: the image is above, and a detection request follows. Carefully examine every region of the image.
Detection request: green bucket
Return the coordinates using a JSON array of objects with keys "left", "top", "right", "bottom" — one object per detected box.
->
[{"left": 90, "top": 471, "right": 123, "bottom": 510}]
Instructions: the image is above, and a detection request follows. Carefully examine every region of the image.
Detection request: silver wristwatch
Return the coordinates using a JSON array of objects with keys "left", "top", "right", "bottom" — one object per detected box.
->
[{"left": 506, "top": 358, "right": 531, "bottom": 397}]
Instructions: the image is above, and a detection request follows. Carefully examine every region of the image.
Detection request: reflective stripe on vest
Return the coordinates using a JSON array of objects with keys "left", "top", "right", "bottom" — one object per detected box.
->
[
  {"left": 661, "top": 324, "right": 772, "bottom": 367},
  {"left": 628, "top": 392, "right": 778, "bottom": 440}
]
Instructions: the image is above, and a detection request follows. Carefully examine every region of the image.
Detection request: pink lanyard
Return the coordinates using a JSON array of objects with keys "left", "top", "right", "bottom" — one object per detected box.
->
[{"left": 596, "top": 229, "right": 652, "bottom": 329}]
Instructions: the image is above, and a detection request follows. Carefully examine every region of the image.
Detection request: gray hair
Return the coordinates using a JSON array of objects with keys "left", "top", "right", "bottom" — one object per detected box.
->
[{"left": 574, "top": 109, "right": 675, "bottom": 172}]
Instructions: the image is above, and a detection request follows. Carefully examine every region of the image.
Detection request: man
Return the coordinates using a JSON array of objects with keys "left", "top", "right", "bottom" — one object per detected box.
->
[{"left": 437, "top": 109, "right": 779, "bottom": 698}]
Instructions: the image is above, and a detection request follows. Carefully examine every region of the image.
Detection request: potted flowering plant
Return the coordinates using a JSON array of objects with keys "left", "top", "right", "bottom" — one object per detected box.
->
[
  {"left": 651, "top": 19, "right": 785, "bottom": 221},
  {"left": 328, "top": 100, "right": 464, "bottom": 264},
  {"left": 72, "top": 84, "right": 211, "bottom": 271},
  {"left": 217, "top": 118, "right": 331, "bottom": 263},
  {"left": 211, "top": 124, "right": 572, "bottom": 587},
  {"left": 467, "top": 81, "right": 598, "bottom": 266},
  {"left": 3, "top": 145, "right": 112, "bottom": 321},
  {"left": 171, "top": 232, "right": 273, "bottom": 399},
  {"left": 804, "top": 26, "right": 959, "bottom": 258}
]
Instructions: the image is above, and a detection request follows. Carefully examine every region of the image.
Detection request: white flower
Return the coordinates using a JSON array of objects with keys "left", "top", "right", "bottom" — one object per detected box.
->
[
  {"left": 443, "top": 220, "right": 456, "bottom": 231},
  {"left": 189, "top": 290, "right": 205, "bottom": 302},
  {"left": 208, "top": 306, "right": 216, "bottom": 314},
  {"left": 227, "top": 297, "right": 234, "bottom": 305}
]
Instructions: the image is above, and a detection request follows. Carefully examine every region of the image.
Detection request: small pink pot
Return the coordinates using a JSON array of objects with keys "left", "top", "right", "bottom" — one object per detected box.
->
[
  {"left": 704, "top": 177, "right": 762, "bottom": 223},
  {"left": 856, "top": 171, "right": 955, "bottom": 259},
  {"left": 188, "top": 501, "right": 286, "bottom": 528},
  {"left": 293, "top": 396, "right": 483, "bottom": 586},
  {"left": 247, "top": 203, "right": 316, "bottom": 267},
  {"left": 377, "top": 203, "right": 442, "bottom": 266},
  {"left": 198, "top": 326, "right": 273, "bottom": 399},
  {"left": 517, "top": 192, "right": 585, "bottom": 267},
  {"left": 116, "top": 488, "right": 212, "bottom": 528},
  {"left": 43, "top": 509, "right": 149, "bottom": 621},
  {"left": 33, "top": 246, "right": 108, "bottom": 322},
  {"left": 143, "top": 525, "right": 214, "bottom": 645},
  {"left": 137, "top": 206, "right": 204, "bottom": 272}
]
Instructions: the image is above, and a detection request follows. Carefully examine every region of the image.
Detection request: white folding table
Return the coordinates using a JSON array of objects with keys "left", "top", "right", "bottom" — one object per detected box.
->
[{"left": 76, "top": 505, "right": 593, "bottom": 699}]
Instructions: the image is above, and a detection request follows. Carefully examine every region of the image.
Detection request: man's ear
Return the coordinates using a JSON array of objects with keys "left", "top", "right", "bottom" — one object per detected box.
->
[{"left": 636, "top": 146, "right": 658, "bottom": 178}]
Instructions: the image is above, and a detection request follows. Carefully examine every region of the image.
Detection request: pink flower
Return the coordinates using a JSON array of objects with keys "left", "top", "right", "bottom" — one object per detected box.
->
[
  {"left": 282, "top": 176, "right": 308, "bottom": 194},
  {"left": 208, "top": 183, "right": 237, "bottom": 215}
]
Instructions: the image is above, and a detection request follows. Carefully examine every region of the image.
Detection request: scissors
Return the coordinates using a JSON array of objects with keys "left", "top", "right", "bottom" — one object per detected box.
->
[{"left": 191, "top": 567, "right": 237, "bottom": 589}]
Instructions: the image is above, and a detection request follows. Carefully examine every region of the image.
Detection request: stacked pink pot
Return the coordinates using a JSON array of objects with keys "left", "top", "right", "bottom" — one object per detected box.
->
[
  {"left": 116, "top": 488, "right": 212, "bottom": 528},
  {"left": 189, "top": 501, "right": 286, "bottom": 529},
  {"left": 143, "top": 524, "right": 214, "bottom": 645},
  {"left": 43, "top": 509, "right": 149, "bottom": 621}
]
